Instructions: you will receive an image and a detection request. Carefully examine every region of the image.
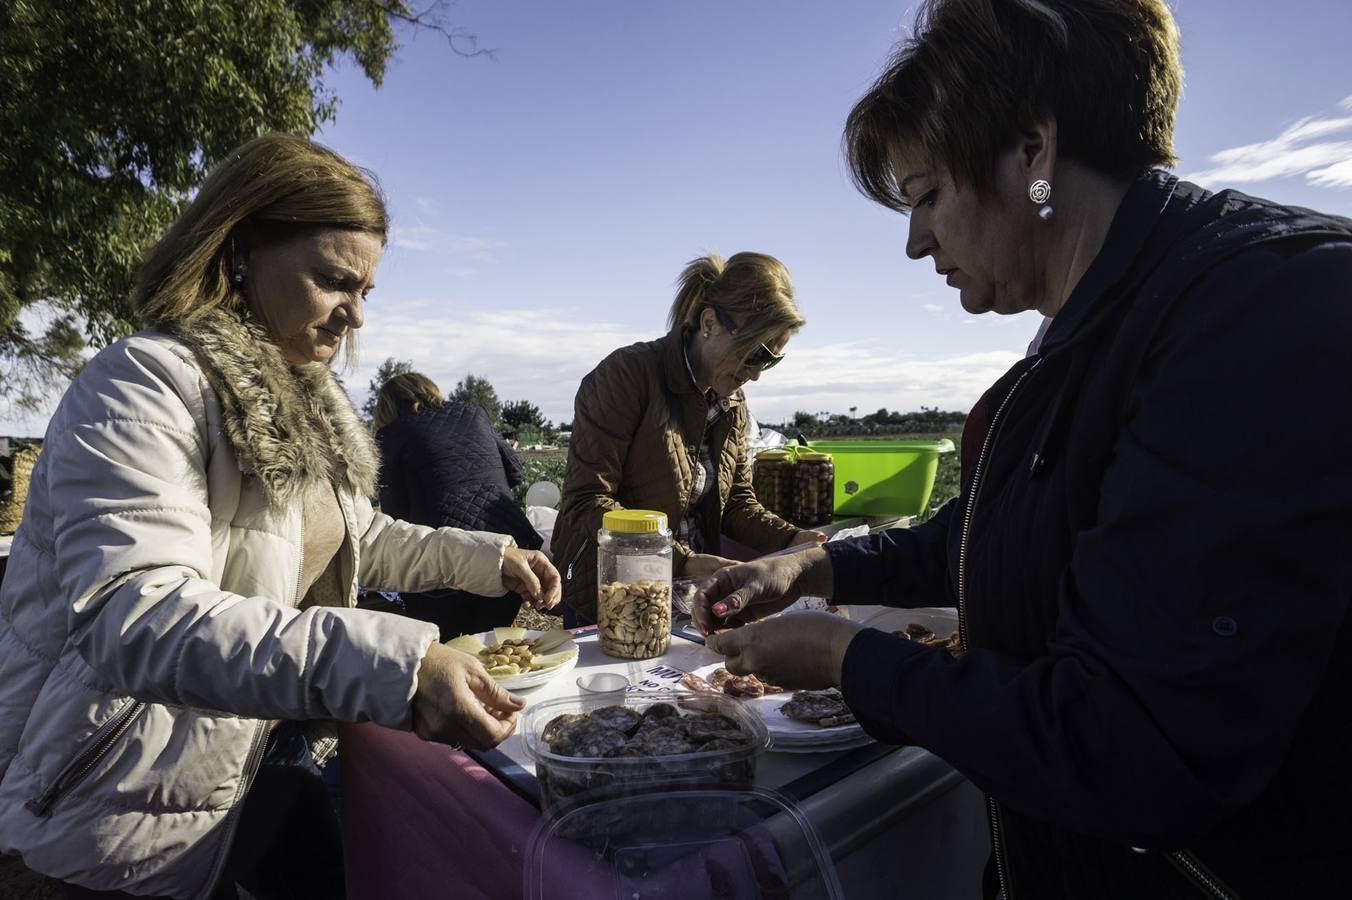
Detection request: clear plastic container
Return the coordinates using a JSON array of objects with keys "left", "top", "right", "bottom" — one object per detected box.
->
[
  {"left": 524, "top": 785, "right": 844, "bottom": 899},
  {"left": 596, "top": 510, "right": 672, "bottom": 659},
  {"left": 521, "top": 691, "right": 770, "bottom": 812},
  {"left": 791, "top": 450, "right": 834, "bottom": 528},
  {"left": 751, "top": 448, "right": 795, "bottom": 519}
]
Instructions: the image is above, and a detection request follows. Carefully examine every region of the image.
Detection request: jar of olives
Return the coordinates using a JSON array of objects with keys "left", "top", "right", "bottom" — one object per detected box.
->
[
  {"left": 752, "top": 448, "right": 795, "bottom": 519},
  {"left": 790, "top": 450, "right": 834, "bottom": 528}
]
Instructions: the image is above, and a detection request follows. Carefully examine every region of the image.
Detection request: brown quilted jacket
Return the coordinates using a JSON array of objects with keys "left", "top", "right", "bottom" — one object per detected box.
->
[{"left": 555, "top": 327, "right": 799, "bottom": 622}]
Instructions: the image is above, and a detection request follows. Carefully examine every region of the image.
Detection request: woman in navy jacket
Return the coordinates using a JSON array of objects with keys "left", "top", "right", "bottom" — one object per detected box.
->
[
  {"left": 696, "top": 1, "right": 1352, "bottom": 897},
  {"left": 375, "top": 372, "right": 545, "bottom": 639}
]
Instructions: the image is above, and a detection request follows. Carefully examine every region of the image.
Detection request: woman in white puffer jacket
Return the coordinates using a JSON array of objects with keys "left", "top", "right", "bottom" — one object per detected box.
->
[{"left": 0, "top": 134, "right": 560, "bottom": 899}]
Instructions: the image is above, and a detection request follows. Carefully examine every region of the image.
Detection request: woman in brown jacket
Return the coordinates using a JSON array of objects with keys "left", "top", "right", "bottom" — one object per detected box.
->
[{"left": 555, "top": 252, "right": 824, "bottom": 624}]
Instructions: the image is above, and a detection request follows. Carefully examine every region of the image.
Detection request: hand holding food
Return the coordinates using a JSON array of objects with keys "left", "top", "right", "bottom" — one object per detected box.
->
[
  {"left": 411, "top": 642, "right": 525, "bottom": 750},
  {"left": 502, "top": 547, "right": 561, "bottom": 609},
  {"left": 705, "top": 611, "right": 862, "bottom": 690},
  {"left": 691, "top": 546, "right": 832, "bottom": 635}
]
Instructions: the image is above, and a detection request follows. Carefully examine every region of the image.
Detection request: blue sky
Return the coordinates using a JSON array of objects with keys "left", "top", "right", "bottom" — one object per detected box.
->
[{"left": 5, "top": 0, "right": 1352, "bottom": 436}]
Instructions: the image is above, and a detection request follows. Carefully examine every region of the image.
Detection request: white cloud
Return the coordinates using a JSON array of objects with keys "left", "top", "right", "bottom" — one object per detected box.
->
[
  {"left": 346, "top": 305, "right": 650, "bottom": 423},
  {"left": 388, "top": 226, "right": 507, "bottom": 261},
  {"left": 4, "top": 303, "right": 1020, "bottom": 439},
  {"left": 1309, "top": 157, "right": 1352, "bottom": 188},
  {"left": 1182, "top": 98, "right": 1352, "bottom": 189},
  {"left": 741, "top": 342, "right": 1018, "bottom": 422},
  {"left": 921, "top": 303, "right": 945, "bottom": 313},
  {"left": 347, "top": 310, "right": 1018, "bottom": 425}
]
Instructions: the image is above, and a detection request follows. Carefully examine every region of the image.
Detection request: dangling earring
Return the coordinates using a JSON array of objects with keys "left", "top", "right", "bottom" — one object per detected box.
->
[
  {"left": 229, "top": 233, "right": 247, "bottom": 286},
  {"left": 1029, "top": 179, "right": 1053, "bottom": 220}
]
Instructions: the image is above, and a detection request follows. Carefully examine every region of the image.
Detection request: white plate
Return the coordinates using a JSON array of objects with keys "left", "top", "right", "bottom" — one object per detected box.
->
[
  {"left": 769, "top": 731, "right": 876, "bottom": 754},
  {"left": 471, "top": 630, "right": 579, "bottom": 691},
  {"left": 686, "top": 662, "right": 868, "bottom": 751}
]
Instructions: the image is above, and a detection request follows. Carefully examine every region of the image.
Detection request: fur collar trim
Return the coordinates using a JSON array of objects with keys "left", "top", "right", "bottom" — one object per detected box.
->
[{"left": 167, "top": 309, "right": 378, "bottom": 508}]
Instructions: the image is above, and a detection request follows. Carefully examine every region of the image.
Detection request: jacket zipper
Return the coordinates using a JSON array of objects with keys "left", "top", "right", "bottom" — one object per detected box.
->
[
  {"left": 207, "top": 503, "right": 307, "bottom": 896},
  {"left": 25, "top": 698, "right": 148, "bottom": 817},
  {"left": 957, "top": 357, "right": 1041, "bottom": 900},
  {"left": 1169, "top": 849, "right": 1240, "bottom": 900},
  {"left": 201, "top": 720, "right": 272, "bottom": 898},
  {"left": 564, "top": 536, "right": 591, "bottom": 583},
  {"left": 293, "top": 505, "right": 306, "bottom": 605}
]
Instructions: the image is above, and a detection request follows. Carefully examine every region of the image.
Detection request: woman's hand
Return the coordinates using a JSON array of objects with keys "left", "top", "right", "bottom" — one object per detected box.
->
[
  {"left": 706, "top": 612, "right": 863, "bottom": 690},
  {"left": 682, "top": 553, "right": 739, "bottom": 579},
  {"left": 411, "top": 643, "right": 525, "bottom": 750},
  {"left": 502, "top": 547, "right": 561, "bottom": 610},
  {"left": 691, "top": 546, "right": 832, "bottom": 635},
  {"left": 789, "top": 530, "right": 828, "bottom": 547}
]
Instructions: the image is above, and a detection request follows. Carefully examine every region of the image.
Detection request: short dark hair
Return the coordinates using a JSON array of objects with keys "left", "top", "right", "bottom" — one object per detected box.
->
[{"left": 845, "top": 0, "right": 1182, "bottom": 212}]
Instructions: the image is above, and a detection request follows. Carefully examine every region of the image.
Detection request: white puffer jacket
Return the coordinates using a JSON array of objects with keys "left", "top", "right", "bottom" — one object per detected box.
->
[{"left": 0, "top": 312, "right": 513, "bottom": 898}]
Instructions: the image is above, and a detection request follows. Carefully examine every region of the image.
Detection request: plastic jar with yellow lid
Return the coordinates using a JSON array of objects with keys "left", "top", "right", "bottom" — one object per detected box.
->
[{"left": 596, "top": 509, "right": 672, "bottom": 659}]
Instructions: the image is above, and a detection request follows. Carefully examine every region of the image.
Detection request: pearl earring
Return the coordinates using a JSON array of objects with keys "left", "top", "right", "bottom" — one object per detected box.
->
[
  {"left": 231, "top": 265, "right": 247, "bottom": 285},
  {"left": 1029, "top": 179, "right": 1053, "bottom": 221}
]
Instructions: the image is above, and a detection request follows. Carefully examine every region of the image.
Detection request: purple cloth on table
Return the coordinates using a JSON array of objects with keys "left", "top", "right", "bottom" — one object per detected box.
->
[{"left": 339, "top": 723, "right": 796, "bottom": 899}]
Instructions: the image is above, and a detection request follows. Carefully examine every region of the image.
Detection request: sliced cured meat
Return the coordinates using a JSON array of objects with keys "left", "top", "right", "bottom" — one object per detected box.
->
[
  {"left": 679, "top": 671, "right": 720, "bottom": 694},
  {"left": 779, "top": 689, "right": 852, "bottom": 727}
]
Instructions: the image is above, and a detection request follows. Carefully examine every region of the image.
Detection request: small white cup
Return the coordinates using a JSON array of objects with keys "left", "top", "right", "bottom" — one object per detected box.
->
[{"left": 576, "top": 672, "right": 630, "bottom": 694}]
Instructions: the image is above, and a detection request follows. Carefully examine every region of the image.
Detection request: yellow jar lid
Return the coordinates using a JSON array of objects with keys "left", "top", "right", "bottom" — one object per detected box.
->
[
  {"left": 602, "top": 509, "right": 669, "bottom": 533},
  {"left": 796, "top": 450, "right": 832, "bottom": 462},
  {"left": 755, "top": 448, "right": 794, "bottom": 462}
]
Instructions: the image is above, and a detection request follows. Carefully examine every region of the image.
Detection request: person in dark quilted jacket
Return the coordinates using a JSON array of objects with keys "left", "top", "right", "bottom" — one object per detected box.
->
[{"left": 375, "top": 372, "right": 545, "bottom": 639}]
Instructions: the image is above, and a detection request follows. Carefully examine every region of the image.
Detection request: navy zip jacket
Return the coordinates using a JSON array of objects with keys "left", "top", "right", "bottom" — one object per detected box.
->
[{"left": 830, "top": 172, "right": 1352, "bottom": 899}]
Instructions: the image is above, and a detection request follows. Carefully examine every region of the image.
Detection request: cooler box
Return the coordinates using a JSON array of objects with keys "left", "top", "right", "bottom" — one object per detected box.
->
[{"left": 806, "top": 439, "right": 954, "bottom": 518}]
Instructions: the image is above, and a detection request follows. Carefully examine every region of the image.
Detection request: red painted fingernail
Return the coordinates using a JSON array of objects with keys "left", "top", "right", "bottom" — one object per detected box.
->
[{"left": 713, "top": 603, "right": 728, "bottom": 616}]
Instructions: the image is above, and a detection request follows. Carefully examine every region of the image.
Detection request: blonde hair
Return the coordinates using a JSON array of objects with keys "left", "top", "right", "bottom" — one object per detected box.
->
[
  {"left": 666, "top": 252, "right": 805, "bottom": 356},
  {"left": 374, "top": 372, "right": 445, "bottom": 431},
  {"left": 132, "top": 133, "right": 389, "bottom": 365}
]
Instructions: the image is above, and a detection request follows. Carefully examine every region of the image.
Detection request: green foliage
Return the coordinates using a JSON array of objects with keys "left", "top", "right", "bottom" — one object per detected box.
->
[
  {"left": 362, "top": 356, "right": 416, "bottom": 425},
  {"left": 770, "top": 406, "right": 967, "bottom": 439},
  {"left": 502, "top": 399, "right": 556, "bottom": 443},
  {"left": 918, "top": 430, "right": 962, "bottom": 523},
  {"left": 512, "top": 453, "right": 568, "bottom": 508},
  {"left": 451, "top": 373, "right": 502, "bottom": 430},
  {"left": 0, "top": 0, "right": 481, "bottom": 406}
]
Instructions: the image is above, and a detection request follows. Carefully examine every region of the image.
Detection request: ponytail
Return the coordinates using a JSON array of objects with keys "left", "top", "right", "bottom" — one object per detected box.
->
[
  {"left": 663, "top": 251, "right": 805, "bottom": 352},
  {"left": 667, "top": 254, "right": 727, "bottom": 331}
]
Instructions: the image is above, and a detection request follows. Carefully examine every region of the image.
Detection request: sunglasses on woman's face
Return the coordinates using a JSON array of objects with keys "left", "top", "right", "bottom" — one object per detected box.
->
[{"left": 710, "top": 307, "right": 786, "bottom": 371}]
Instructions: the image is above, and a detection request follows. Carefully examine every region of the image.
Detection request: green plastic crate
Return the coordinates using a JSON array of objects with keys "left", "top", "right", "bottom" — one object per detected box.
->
[{"left": 805, "top": 439, "right": 955, "bottom": 518}]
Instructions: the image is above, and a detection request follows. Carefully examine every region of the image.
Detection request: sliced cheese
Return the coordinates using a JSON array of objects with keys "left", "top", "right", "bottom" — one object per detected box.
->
[
  {"left": 531, "top": 646, "right": 579, "bottom": 669},
  {"left": 445, "top": 635, "right": 488, "bottom": 656},
  {"left": 493, "top": 626, "right": 528, "bottom": 645},
  {"left": 530, "top": 628, "right": 572, "bottom": 654}
]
